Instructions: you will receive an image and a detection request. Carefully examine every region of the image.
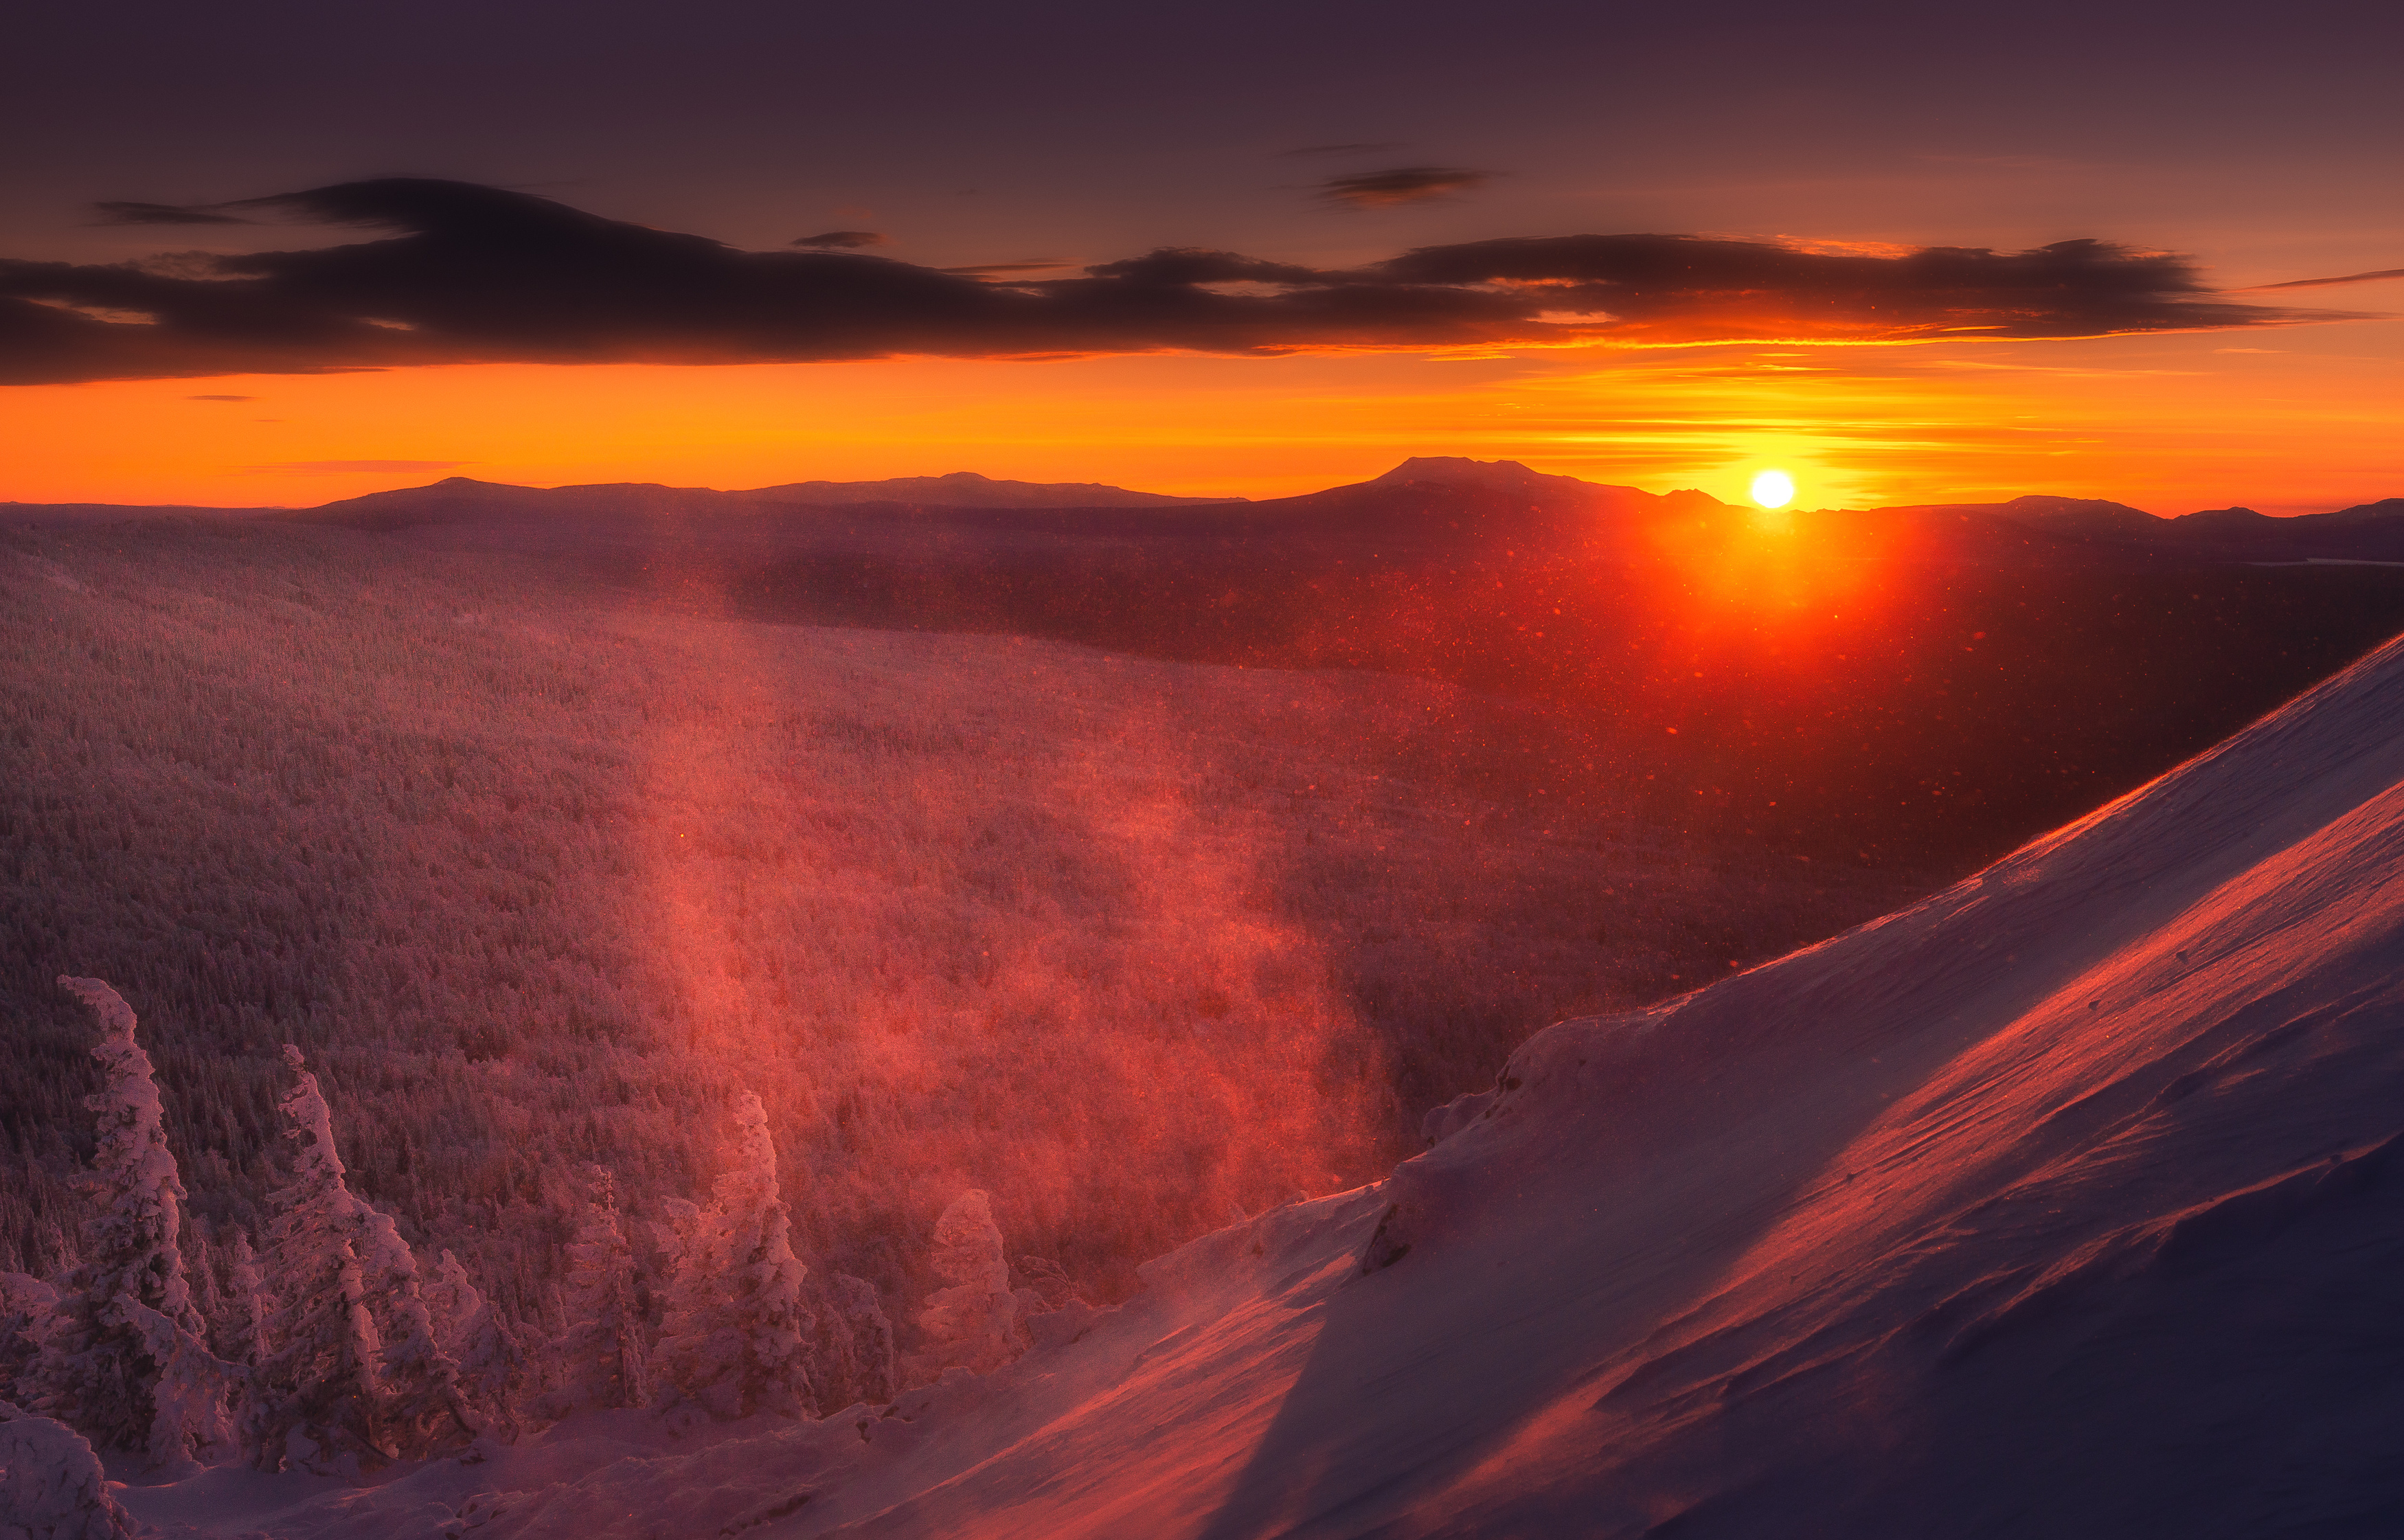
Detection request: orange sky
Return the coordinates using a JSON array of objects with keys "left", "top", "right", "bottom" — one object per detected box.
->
[
  {"left": 9, "top": 313, "right": 2395, "bottom": 514},
  {"left": 10, "top": 3, "right": 2399, "bottom": 517}
]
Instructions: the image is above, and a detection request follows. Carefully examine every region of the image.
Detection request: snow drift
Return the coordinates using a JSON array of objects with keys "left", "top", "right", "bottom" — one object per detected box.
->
[{"left": 127, "top": 631, "right": 2404, "bottom": 1538}]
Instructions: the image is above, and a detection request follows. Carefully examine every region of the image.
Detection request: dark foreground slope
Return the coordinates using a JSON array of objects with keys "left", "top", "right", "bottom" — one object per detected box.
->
[
  {"left": 146, "top": 556, "right": 2404, "bottom": 1540},
  {"left": 820, "top": 617, "right": 2404, "bottom": 1539}
]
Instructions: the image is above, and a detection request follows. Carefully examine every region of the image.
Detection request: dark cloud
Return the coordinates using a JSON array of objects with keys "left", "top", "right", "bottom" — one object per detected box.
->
[
  {"left": 1317, "top": 167, "right": 1491, "bottom": 207},
  {"left": 0, "top": 179, "right": 2344, "bottom": 385},
  {"left": 1354, "top": 234, "right": 2347, "bottom": 341},
  {"left": 2249, "top": 266, "right": 2404, "bottom": 291},
  {"left": 93, "top": 201, "right": 251, "bottom": 225},
  {"left": 1081, "top": 249, "right": 1325, "bottom": 286},
  {"left": 939, "top": 261, "right": 1074, "bottom": 276},
  {"left": 186, "top": 393, "right": 257, "bottom": 400},
  {"left": 793, "top": 230, "right": 886, "bottom": 249},
  {"left": 1279, "top": 142, "right": 1405, "bottom": 157}
]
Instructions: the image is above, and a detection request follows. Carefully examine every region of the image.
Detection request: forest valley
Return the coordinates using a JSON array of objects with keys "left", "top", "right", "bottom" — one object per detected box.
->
[{"left": 8, "top": 463, "right": 2404, "bottom": 1531}]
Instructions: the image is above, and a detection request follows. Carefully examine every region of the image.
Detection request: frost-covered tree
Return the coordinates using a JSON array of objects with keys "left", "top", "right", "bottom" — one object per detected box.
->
[
  {"left": 119, "top": 1299, "right": 235, "bottom": 1475},
  {"left": 909, "top": 1190, "right": 1027, "bottom": 1381},
  {"left": 219, "top": 1230, "right": 270, "bottom": 1372},
  {"left": 245, "top": 1047, "right": 474, "bottom": 1471},
  {"left": 1, "top": 1273, "right": 60, "bottom": 1406},
  {"left": 1012, "top": 1256, "right": 1083, "bottom": 1311},
  {"left": 423, "top": 1250, "right": 527, "bottom": 1440},
  {"left": 422, "top": 1251, "right": 480, "bottom": 1358},
  {"left": 447, "top": 1280, "right": 528, "bottom": 1443},
  {"left": 804, "top": 1273, "right": 895, "bottom": 1412},
  {"left": 28, "top": 979, "right": 228, "bottom": 1463},
  {"left": 652, "top": 1092, "right": 813, "bottom": 1420},
  {"left": 0, "top": 1399, "right": 133, "bottom": 1540},
  {"left": 356, "top": 1207, "right": 477, "bottom": 1456},
  {"left": 542, "top": 1167, "right": 649, "bottom": 1418},
  {"left": 181, "top": 1221, "right": 223, "bottom": 1339}
]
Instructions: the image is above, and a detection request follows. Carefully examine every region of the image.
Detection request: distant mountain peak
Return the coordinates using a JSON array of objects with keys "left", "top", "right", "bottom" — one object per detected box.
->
[
  {"left": 1370, "top": 456, "right": 1604, "bottom": 494},
  {"left": 738, "top": 472, "right": 1240, "bottom": 508},
  {"left": 1995, "top": 494, "right": 2157, "bottom": 518}
]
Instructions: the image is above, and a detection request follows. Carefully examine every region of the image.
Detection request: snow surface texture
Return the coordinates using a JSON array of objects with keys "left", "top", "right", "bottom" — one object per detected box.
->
[
  {"left": 124, "top": 631, "right": 2404, "bottom": 1538},
  {"left": 0, "top": 1401, "right": 131, "bottom": 1539}
]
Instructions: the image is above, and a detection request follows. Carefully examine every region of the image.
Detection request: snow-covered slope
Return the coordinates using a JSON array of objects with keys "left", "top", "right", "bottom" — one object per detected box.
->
[{"left": 129, "top": 631, "right": 2404, "bottom": 1539}]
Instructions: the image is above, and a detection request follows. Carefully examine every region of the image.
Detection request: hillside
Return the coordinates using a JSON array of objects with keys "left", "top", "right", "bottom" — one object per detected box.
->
[
  {"left": 14, "top": 465, "right": 2404, "bottom": 875},
  {"left": 128, "top": 536, "right": 2404, "bottom": 1539},
  {"left": 0, "top": 511, "right": 1920, "bottom": 1314},
  {"left": 731, "top": 471, "right": 1243, "bottom": 508},
  {"left": 262, "top": 460, "right": 2404, "bottom": 868}
]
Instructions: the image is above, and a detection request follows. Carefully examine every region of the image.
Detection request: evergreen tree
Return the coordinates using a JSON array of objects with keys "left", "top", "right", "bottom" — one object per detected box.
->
[
  {"left": 423, "top": 1251, "right": 481, "bottom": 1358},
  {"left": 909, "top": 1190, "right": 1026, "bottom": 1381},
  {"left": 422, "top": 1250, "right": 528, "bottom": 1440},
  {"left": 182, "top": 1219, "right": 224, "bottom": 1341},
  {"left": 244, "top": 1227, "right": 383, "bottom": 1474},
  {"left": 449, "top": 1285, "right": 529, "bottom": 1443},
  {"left": 1, "top": 1272, "right": 60, "bottom": 1406},
  {"left": 244, "top": 1046, "right": 475, "bottom": 1471},
  {"left": 805, "top": 1273, "right": 896, "bottom": 1412},
  {"left": 652, "top": 1092, "right": 813, "bottom": 1420},
  {"left": 0, "top": 1398, "right": 133, "bottom": 1540},
  {"left": 543, "top": 1166, "right": 650, "bottom": 1417},
  {"left": 220, "top": 1230, "right": 271, "bottom": 1373},
  {"left": 355, "top": 1208, "right": 477, "bottom": 1456},
  {"left": 118, "top": 1298, "right": 236, "bottom": 1474},
  {"left": 28, "top": 979, "right": 226, "bottom": 1462}
]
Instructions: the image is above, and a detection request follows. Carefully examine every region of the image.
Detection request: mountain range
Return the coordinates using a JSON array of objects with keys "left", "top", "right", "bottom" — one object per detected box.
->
[
  {"left": 12, "top": 458, "right": 2403, "bottom": 568},
  {"left": 282, "top": 460, "right": 2404, "bottom": 569}
]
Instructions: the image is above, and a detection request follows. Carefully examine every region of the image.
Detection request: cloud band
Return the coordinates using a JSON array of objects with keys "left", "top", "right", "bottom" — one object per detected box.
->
[{"left": 0, "top": 179, "right": 2344, "bottom": 385}]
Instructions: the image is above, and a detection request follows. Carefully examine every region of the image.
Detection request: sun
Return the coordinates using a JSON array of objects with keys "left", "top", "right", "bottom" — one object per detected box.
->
[{"left": 1751, "top": 469, "right": 1795, "bottom": 509}]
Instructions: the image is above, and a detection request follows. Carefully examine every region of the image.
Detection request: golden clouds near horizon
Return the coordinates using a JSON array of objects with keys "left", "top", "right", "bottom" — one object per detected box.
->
[{"left": 1, "top": 327, "right": 2395, "bottom": 513}]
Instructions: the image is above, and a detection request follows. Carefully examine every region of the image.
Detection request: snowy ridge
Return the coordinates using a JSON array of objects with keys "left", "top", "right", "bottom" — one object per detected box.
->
[{"left": 131, "top": 633, "right": 2404, "bottom": 1537}]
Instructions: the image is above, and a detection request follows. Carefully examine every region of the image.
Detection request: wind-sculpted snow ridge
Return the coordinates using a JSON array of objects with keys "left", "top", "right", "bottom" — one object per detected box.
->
[{"left": 124, "top": 632, "right": 2404, "bottom": 1538}]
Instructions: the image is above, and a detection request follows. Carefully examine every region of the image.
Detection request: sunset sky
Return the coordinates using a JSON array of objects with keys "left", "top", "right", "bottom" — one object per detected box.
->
[{"left": 4, "top": 0, "right": 2396, "bottom": 513}]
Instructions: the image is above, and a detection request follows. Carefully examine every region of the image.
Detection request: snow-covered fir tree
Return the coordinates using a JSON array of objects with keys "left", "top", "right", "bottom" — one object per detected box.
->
[
  {"left": 652, "top": 1091, "right": 814, "bottom": 1420},
  {"left": 355, "top": 1206, "right": 478, "bottom": 1455},
  {"left": 425, "top": 1247, "right": 528, "bottom": 1436},
  {"left": 423, "top": 1250, "right": 481, "bottom": 1359},
  {"left": 804, "top": 1272, "right": 896, "bottom": 1412},
  {"left": 117, "top": 1298, "right": 236, "bottom": 1475},
  {"left": 0, "top": 1398, "right": 133, "bottom": 1540},
  {"left": 1, "top": 1271, "right": 60, "bottom": 1406},
  {"left": 542, "top": 1166, "right": 649, "bottom": 1418},
  {"left": 245, "top": 1046, "right": 475, "bottom": 1471},
  {"left": 246, "top": 1101, "right": 383, "bottom": 1475},
  {"left": 181, "top": 1219, "right": 223, "bottom": 1339},
  {"left": 909, "top": 1190, "right": 1027, "bottom": 1381},
  {"left": 444, "top": 1268, "right": 529, "bottom": 1442},
  {"left": 219, "top": 1230, "right": 270, "bottom": 1373},
  {"left": 28, "top": 979, "right": 232, "bottom": 1464}
]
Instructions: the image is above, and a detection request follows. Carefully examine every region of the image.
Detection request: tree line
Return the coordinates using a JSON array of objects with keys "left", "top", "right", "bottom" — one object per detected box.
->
[{"left": 3, "top": 979, "right": 1066, "bottom": 1494}]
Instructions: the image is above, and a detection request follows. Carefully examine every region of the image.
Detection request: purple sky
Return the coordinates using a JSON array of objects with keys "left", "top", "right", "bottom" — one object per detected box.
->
[{"left": 10, "top": 1, "right": 2396, "bottom": 278}]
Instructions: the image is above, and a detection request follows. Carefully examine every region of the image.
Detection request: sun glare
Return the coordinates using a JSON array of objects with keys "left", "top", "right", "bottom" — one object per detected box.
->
[{"left": 1751, "top": 469, "right": 1795, "bottom": 509}]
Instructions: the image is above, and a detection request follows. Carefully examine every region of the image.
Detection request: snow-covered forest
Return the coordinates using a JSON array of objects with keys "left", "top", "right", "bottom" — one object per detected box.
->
[
  {"left": 4, "top": 971, "right": 937, "bottom": 1499},
  {"left": 11, "top": 504, "right": 2401, "bottom": 1536},
  {"left": 0, "top": 512, "right": 1927, "bottom": 1493}
]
